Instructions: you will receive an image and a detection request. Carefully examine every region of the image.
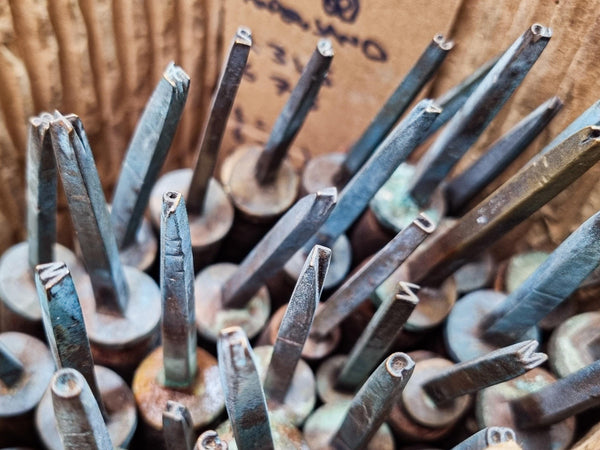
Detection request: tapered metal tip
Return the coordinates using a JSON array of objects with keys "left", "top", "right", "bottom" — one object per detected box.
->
[
  {"left": 163, "top": 62, "right": 191, "bottom": 93},
  {"left": 163, "top": 401, "right": 193, "bottom": 450},
  {"left": 235, "top": 26, "right": 252, "bottom": 46},
  {"left": 546, "top": 96, "right": 563, "bottom": 111},
  {"left": 36, "top": 261, "right": 70, "bottom": 290},
  {"left": 162, "top": 191, "right": 183, "bottom": 216},
  {"left": 433, "top": 34, "right": 454, "bottom": 51},
  {"left": 486, "top": 427, "right": 517, "bottom": 445},
  {"left": 515, "top": 340, "right": 548, "bottom": 369},
  {"left": 317, "top": 38, "right": 334, "bottom": 57},
  {"left": 584, "top": 125, "right": 600, "bottom": 143},
  {"left": 425, "top": 100, "right": 443, "bottom": 115},
  {"left": 395, "top": 281, "right": 420, "bottom": 306},
  {"left": 197, "top": 430, "right": 228, "bottom": 450},
  {"left": 386, "top": 352, "right": 416, "bottom": 378},
  {"left": 315, "top": 186, "right": 338, "bottom": 206},
  {"left": 309, "top": 244, "right": 332, "bottom": 294},
  {"left": 531, "top": 23, "right": 552, "bottom": 39}
]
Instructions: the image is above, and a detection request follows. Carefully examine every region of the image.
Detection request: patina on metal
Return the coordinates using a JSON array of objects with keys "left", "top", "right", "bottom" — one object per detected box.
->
[
  {"left": 0, "top": 332, "right": 53, "bottom": 448},
  {"left": 254, "top": 39, "right": 333, "bottom": 185},
  {"left": 510, "top": 359, "right": 600, "bottom": 429},
  {"left": 310, "top": 213, "right": 434, "bottom": 341},
  {"left": 50, "top": 368, "right": 113, "bottom": 450},
  {"left": 163, "top": 401, "right": 194, "bottom": 450},
  {"left": 450, "top": 427, "right": 517, "bottom": 450},
  {"left": 217, "top": 326, "right": 274, "bottom": 450},
  {"left": 335, "top": 34, "right": 453, "bottom": 183},
  {"left": 401, "top": 341, "right": 545, "bottom": 430},
  {"left": 0, "top": 341, "right": 24, "bottom": 388},
  {"left": 320, "top": 353, "right": 415, "bottom": 450},
  {"left": 285, "top": 100, "right": 441, "bottom": 289},
  {"left": 195, "top": 430, "right": 229, "bottom": 450},
  {"left": 407, "top": 126, "right": 600, "bottom": 287},
  {"left": 35, "top": 261, "right": 106, "bottom": 418},
  {"left": 217, "top": 188, "right": 337, "bottom": 310},
  {"left": 50, "top": 112, "right": 161, "bottom": 372},
  {"left": 132, "top": 191, "right": 223, "bottom": 434},
  {"left": 264, "top": 245, "right": 330, "bottom": 405},
  {"left": 0, "top": 113, "right": 84, "bottom": 336},
  {"left": 408, "top": 24, "right": 552, "bottom": 207},
  {"left": 483, "top": 210, "right": 600, "bottom": 346},
  {"left": 335, "top": 282, "right": 420, "bottom": 391},
  {"left": 187, "top": 27, "right": 251, "bottom": 213},
  {"left": 445, "top": 96, "right": 563, "bottom": 215},
  {"left": 161, "top": 192, "right": 197, "bottom": 388},
  {"left": 110, "top": 63, "right": 189, "bottom": 264}
]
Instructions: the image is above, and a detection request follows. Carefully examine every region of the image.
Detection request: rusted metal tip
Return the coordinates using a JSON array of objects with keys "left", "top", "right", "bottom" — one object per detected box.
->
[
  {"left": 547, "top": 95, "right": 563, "bottom": 110},
  {"left": 317, "top": 38, "right": 334, "bottom": 57},
  {"left": 310, "top": 244, "right": 332, "bottom": 293},
  {"left": 433, "top": 33, "right": 454, "bottom": 50},
  {"left": 36, "top": 261, "right": 70, "bottom": 290},
  {"left": 531, "top": 23, "right": 552, "bottom": 39},
  {"left": 396, "top": 281, "right": 420, "bottom": 305},
  {"left": 515, "top": 340, "right": 548, "bottom": 369},
  {"left": 219, "top": 326, "right": 247, "bottom": 347},
  {"left": 196, "top": 430, "right": 228, "bottom": 450},
  {"left": 486, "top": 427, "right": 517, "bottom": 445},
  {"left": 164, "top": 400, "right": 192, "bottom": 425},
  {"left": 235, "top": 26, "right": 252, "bottom": 46},
  {"left": 584, "top": 125, "right": 600, "bottom": 143},
  {"left": 162, "top": 191, "right": 183, "bottom": 216},
  {"left": 425, "top": 99, "right": 443, "bottom": 115},
  {"left": 386, "top": 352, "right": 415, "bottom": 378}
]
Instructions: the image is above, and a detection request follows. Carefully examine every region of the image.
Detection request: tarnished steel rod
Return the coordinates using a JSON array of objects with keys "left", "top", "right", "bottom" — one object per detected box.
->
[
  {"left": 541, "top": 99, "right": 600, "bottom": 154},
  {"left": 255, "top": 39, "right": 333, "bottom": 185},
  {"left": 51, "top": 368, "right": 113, "bottom": 450},
  {"left": 50, "top": 113, "right": 130, "bottom": 315},
  {"left": 510, "top": 359, "right": 600, "bottom": 429},
  {"left": 111, "top": 62, "right": 190, "bottom": 249},
  {"left": 445, "top": 96, "right": 563, "bottom": 215},
  {"left": 264, "top": 245, "right": 331, "bottom": 404},
  {"left": 336, "top": 282, "right": 420, "bottom": 391},
  {"left": 163, "top": 401, "right": 194, "bottom": 450},
  {"left": 187, "top": 27, "right": 252, "bottom": 214},
  {"left": 27, "top": 112, "right": 56, "bottom": 269},
  {"left": 35, "top": 261, "right": 107, "bottom": 418},
  {"left": 218, "top": 326, "right": 274, "bottom": 450},
  {"left": 308, "top": 99, "right": 440, "bottom": 249},
  {"left": 450, "top": 427, "right": 517, "bottom": 450},
  {"left": 0, "top": 340, "right": 24, "bottom": 387},
  {"left": 221, "top": 188, "right": 337, "bottom": 309},
  {"left": 337, "top": 34, "right": 453, "bottom": 182},
  {"left": 408, "top": 24, "right": 552, "bottom": 207},
  {"left": 422, "top": 340, "right": 546, "bottom": 404},
  {"left": 310, "top": 213, "right": 434, "bottom": 339},
  {"left": 483, "top": 210, "right": 600, "bottom": 345},
  {"left": 407, "top": 126, "right": 600, "bottom": 287},
  {"left": 161, "top": 191, "right": 197, "bottom": 388},
  {"left": 424, "top": 57, "right": 498, "bottom": 140},
  {"left": 330, "top": 352, "right": 415, "bottom": 450}
]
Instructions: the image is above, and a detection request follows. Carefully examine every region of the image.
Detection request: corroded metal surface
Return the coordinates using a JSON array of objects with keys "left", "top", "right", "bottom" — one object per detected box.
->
[
  {"left": 337, "top": 34, "right": 453, "bottom": 182},
  {"left": 255, "top": 39, "right": 333, "bottom": 185},
  {"left": 111, "top": 63, "right": 189, "bottom": 250},
  {"left": 549, "top": 312, "right": 600, "bottom": 377},
  {"left": 217, "top": 327, "right": 274, "bottom": 450},
  {"left": 50, "top": 369, "right": 113, "bottom": 450},
  {"left": 484, "top": 210, "right": 600, "bottom": 345},
  {"left": 408, "top": 126, "right": 600, "bottom": 287},
  {"left": 187, "top": 28, "right": 252, "bottom": 214},
  {"left": 264, "top": 246, "right": 330, "bottom": 405},
  {"left": 195, "top": 430, "right": 229, "bottom": 450},
  {"left": 160, "top": 192, "right": 197, "bottom": 388},
  {"left": 445, "top": 96, "right": 562, "bottom": 215},
  {"left": 408, "top": 24, "right": 552, "bottom": 207},
  {"left": 221, "top": 189, "right": 336, "bottom": 309},
  {"left": 311, "top": 213, "right": 433, "bottom": 340},
  {"left": 163, "top": 401, "right": 193, "bottom": 450}
]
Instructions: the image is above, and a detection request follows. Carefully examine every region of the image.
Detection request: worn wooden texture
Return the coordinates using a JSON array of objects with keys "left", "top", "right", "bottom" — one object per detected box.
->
[{"left": 0, "top": 0, "right": 599, "bottom": 256}]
